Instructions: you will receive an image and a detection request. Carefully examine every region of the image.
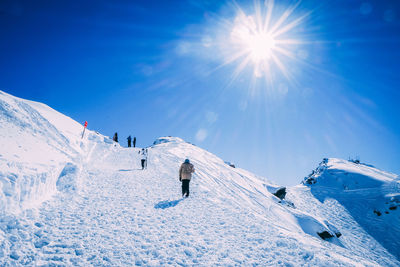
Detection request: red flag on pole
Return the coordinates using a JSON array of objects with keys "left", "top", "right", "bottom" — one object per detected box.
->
[{"left": 82, "top": 121, "right": 88, "bottom": 139}]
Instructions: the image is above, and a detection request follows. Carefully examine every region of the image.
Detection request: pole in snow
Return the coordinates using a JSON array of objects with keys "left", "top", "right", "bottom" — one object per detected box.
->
[{"left": 81, "top": 121, "right": 88, "bottom": 139}]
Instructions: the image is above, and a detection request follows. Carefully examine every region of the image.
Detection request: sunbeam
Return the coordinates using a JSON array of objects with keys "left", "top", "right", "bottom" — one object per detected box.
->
[{"left": 223, "top": 0, "right": 309, "bottom": 80}]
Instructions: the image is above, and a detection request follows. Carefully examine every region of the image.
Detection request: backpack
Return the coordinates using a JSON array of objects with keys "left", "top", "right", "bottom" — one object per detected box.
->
[{"left": 182, "top": 163, "right": 193, "bottom": 174}]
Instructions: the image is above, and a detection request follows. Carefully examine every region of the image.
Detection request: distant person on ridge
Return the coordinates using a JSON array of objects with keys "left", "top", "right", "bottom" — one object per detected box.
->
[
  {"left": 127, "top": 135, "right": 132, "bottom": 147},
  {"left": 179, "top": 159, "right": 195, "bottom": 198},
  {"left": 133, "top": 137, "right": 136, "bottom": 147},
  {"left": 113, "top": 132, "right": 118, "bottom": 143},
  {"left": 140, "top": 148, "right": 147, "bottom": 170}
]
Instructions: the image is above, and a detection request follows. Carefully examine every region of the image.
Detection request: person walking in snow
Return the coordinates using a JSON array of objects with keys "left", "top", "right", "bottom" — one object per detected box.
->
[
  {"left": 133, "top": 137, "right": 136, "bottom": 148},
  {"left": 179, "top": 159, "right": 195, "bottom": 198},
  {"left": 145, "top": 148, "right": 148, "bottom": 169},
  {"left": 127, "top": 135, "right": 132, "bottom": 147},
  {"left": 140, "top": 148, "right": 147, "bottom": 170},
  {"left": 113, "top": 132, "right": 118, "bottom": 143}
]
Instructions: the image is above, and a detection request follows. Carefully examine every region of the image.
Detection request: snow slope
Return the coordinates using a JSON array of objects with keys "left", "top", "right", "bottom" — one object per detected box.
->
[
  {"left": 0, "top": 90, "right": 87, "bottom": 214},
  {"left": 0, "top": 91, "right": 399, "bottom": 266},
  {"left": 297, "top": 158, "right": 400, "bottom": 260}
]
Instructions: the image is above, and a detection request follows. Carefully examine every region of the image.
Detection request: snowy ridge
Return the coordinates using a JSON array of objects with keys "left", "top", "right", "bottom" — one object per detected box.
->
[
  {"left": 0, "top": 91, "right": 399, "bottom": 265},
  {"left": 300, "top": 158, "right": 400, "bottom": 260}
]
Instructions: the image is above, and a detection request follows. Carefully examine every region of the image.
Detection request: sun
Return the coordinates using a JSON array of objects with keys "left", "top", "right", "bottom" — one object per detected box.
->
[
  {"left": 231, "top": 14, "right": 276, "bottom": 64},
  {"left": 224, "top": 0, "right": 308, "bottom": 79},
  {"left": 248, "top": 33, "right": 276, "bottom": 62}
]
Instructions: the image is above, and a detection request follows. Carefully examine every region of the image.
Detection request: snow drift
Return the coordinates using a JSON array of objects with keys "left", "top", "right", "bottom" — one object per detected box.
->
[{"left": 0, "top": 90, "right": 87, "bottom": 214}]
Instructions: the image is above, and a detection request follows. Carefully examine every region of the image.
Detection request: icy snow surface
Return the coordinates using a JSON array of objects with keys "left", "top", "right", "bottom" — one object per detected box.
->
[{"left": 1, "top": 91, "right": 400, "bottom": 266}]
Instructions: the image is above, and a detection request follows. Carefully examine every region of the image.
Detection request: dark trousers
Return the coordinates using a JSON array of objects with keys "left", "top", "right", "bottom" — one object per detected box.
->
[
  {"left": 182, "top": 180, "right": 190, "bottom": 197},
  {"left": 141, "top": 159, "right": 146, "bottom": 169},
  {"left": 128, "top": 141, "right": 131, "bottom": 147}
]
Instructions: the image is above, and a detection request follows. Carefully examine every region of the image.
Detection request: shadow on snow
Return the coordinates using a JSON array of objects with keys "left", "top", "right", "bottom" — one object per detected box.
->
[
  {"left": 154, "top": 199, "right": 184, "bottom": 209},
  {"left": 309, "top": 185, "right": 400, "bottom": 260}
]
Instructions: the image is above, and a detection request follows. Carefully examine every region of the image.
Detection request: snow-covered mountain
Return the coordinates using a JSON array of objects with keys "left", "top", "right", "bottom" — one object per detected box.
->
[
  {"left": 0, "top": 90, "right": 399, "bottom": 266},
  {"left": 300, "top": 158, "right": 400, "bottom": 260}
]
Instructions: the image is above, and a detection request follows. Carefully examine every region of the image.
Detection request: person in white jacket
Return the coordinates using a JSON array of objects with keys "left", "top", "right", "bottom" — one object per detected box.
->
[{"left": 140, "top": 148, "right": 147, "bottom": 170}]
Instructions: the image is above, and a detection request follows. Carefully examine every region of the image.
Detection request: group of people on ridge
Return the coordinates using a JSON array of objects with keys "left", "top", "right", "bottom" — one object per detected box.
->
[
  {"left": 112, "top": 132, "right": 136, "bottom": 148},
  {"left": 127, "top": 135, "right": 136, "bottom": 147}
]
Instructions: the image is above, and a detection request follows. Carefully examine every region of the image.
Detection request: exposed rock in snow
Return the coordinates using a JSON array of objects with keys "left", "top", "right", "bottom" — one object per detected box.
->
[
  {"left": 374, "top": 209, "right": 382, "bottom": 216},
  {"left": 273, "top": 187, "right": 287, "bottom": 200},
  {"left": 324, "top": 220, "right": 342, "bottom": 238},
  {"left": 224, "top": 161, "right": 236, "bottom": 168},
  {"left": 317, "top": 231, "right": 334, "bottom": 240}
]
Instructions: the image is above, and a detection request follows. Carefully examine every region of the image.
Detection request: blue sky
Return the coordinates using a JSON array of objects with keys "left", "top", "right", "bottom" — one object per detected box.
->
[{"left": 1, "top": 0, "right": 399, "bottom": 185}]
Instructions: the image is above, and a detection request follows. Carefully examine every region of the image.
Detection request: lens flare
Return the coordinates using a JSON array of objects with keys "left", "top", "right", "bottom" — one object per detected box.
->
[{"left": 223, "top": 0, "right": 309, "bottom": 80}]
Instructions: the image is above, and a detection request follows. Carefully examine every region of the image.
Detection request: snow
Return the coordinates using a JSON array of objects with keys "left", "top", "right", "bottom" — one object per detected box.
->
[
  {"left": 0, "top": 91, "right": 87, "bottom": 215},
  {"left": 299, "top": 158, "right": 400, "bottom": 261},
  {"left": 153, "top": 136, "right": 185, "bottom": 145},
  {"left": 1, "top": 90, "right": 400, "bottom": 266},
  {"left": 306, "top": 158, "right": 398, "bottom": 188},
  {"left": 56, "top": 163, "right": 81, "bottom": 193}
]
